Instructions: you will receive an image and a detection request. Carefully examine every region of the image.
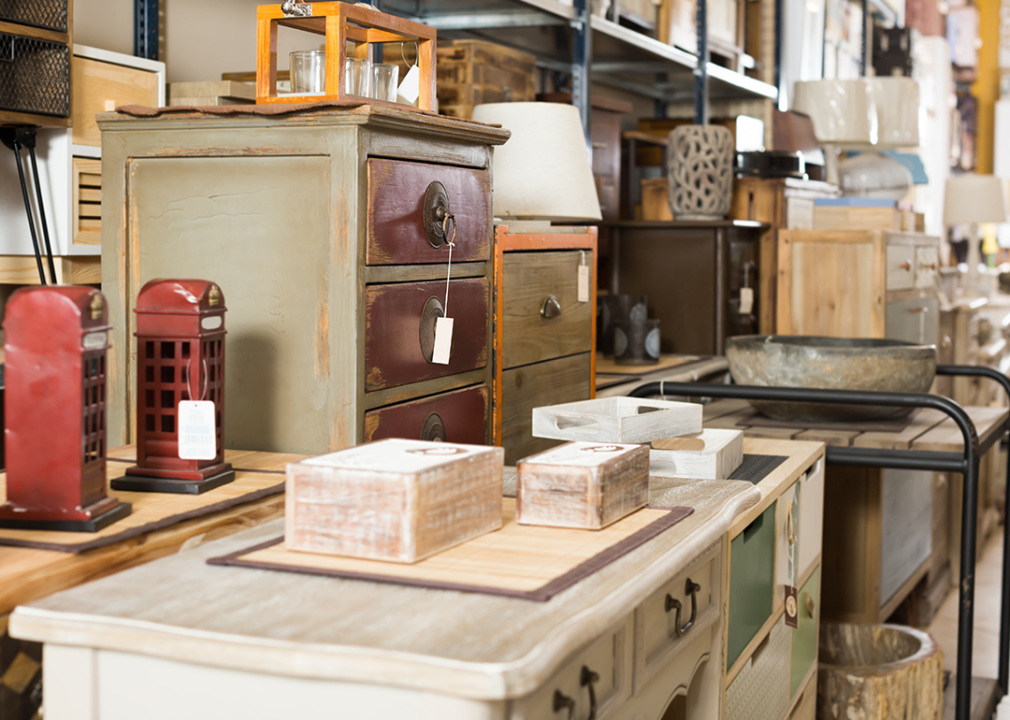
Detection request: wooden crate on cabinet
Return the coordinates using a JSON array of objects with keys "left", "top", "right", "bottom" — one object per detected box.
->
[
  {"left": 494, "top": 226, "right": 597, "bottom": 466},
  {"left": 777, "top": 229, "right": 941, "bottom": 344},
  {"left": 100, "top": 106, "right": 508, "bottom": 455}
]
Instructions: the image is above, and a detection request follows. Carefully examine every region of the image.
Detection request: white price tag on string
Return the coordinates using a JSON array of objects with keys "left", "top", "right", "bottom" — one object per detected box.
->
[
  {"left": 398, "top": 64, "right": 420, "bottom": 104},
  {"left": 178, "top": 401, "right": 217, "bottom": 460},
  {"left": 739, "top": 287, "right": 754, "bottom": 315},
  {"left": 432, "top": 317, "right": 454, "bottom": 365},
  {"left": 577, "top": 251, "right": 590, "bottom": 303}
]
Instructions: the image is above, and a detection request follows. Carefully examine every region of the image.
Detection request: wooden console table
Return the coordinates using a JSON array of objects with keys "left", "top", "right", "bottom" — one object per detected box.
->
[{"left": 10, "top": 439, "right": 824, "bottom": 720}]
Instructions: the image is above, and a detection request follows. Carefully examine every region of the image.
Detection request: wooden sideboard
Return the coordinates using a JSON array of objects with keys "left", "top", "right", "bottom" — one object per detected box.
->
[
  {"left": 97, "top": 106, "right": 509, "bottom": 455},
  {"left": 11, "top": 439, "right": 826, "bottom": 720}
]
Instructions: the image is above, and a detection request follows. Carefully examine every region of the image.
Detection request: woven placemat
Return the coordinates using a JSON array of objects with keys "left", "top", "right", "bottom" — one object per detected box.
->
[
  {"left": 208, "top": 499, "right": 693, "bottom": 602},
  {"left": 0, "top": 459, "right": 284, "bottom": 554}
]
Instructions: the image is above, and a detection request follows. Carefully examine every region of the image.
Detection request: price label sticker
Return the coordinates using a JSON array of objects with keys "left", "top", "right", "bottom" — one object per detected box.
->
[
  {"left": 784, "top": 586, "right": 799, "bottom": 629},
  {"left": 578, "top": 265, "right": 590, "bottom": 303},
  {"left": 739, "top": 287, "right": 754, "bottom": 315},
  {"left": 178, "top": 401, "right": 217, "bottom": 460},
  {"left": 398, "top": 64, "right": 420, "bottom": 104},
  {"left": 432, "top": 316, "right": 454, "bottom": 365}
]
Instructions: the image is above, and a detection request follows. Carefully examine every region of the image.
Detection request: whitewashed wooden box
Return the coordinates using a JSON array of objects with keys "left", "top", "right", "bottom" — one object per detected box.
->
[
  {"left": 532, "top": 397, "right": 702, "bottom": 444},
  {"left": 517, "top": 441, "right": 650, "bottom": 529},
  {"left": 286, "top": 439, "right": 504, "bottom": 563},
  {"left": 649, "top": 429, "right": 744, "bottom": 479}
]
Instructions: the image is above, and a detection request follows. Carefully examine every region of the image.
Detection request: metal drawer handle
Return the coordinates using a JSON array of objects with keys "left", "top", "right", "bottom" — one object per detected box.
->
[
  {"left": 899, "top": 261, "right": 912, "bottom": 271},
  {"left": 541, "top": 295, "right": 562, "bottom": 319},
  {"left": 907, "top": 306, "right": 928, "bottom": 314},
  {"left": 664, "top": 578, "right": 701, "bottom": 637},
  {"left": 419, "top": 296, "right": 445, "bottom": 363},
  {"left": 423, "top": 181, "right": 456, "bottom": 249},
  {"left": 552, "top": 690, "right": 575, "bottom": 720},
  {"left": 805, "top": 593, "right": 816, "bottom": 618},
  {"left": 420, "top": 412, "right": 446, "bottom": 442},
  {"left": 581, "top": 666, "right": 600, "bottom": 720}
]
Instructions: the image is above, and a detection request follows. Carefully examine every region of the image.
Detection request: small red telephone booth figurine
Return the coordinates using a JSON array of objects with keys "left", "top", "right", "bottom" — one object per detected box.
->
[
  {"left": 0, "top": 286, "right": 132, "bottom": 532},
  {"left": 112, "top": 279, "right": 234, "bottom": 494}
]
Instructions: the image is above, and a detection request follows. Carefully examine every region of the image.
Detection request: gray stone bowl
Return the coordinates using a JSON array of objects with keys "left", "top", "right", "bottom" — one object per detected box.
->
[{"left": 725, "top": 335, "right": 937, "bottom": 422}]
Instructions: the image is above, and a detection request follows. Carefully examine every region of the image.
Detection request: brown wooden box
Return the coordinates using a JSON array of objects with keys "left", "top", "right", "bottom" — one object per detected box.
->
[
  {"left": 516, "top": 441, "right": 649, "bottom": 530},
  {"left": 430, "top": 39, "right": 536, "bottom": 119},
  {"left": 286, "top": 439, "right": 505, "bottom": 563}
]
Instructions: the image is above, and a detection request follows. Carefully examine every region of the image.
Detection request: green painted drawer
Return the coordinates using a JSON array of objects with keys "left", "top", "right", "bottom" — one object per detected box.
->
[
  {"left": 791, "top": 566, "right": 820, "bottom": 697},
  {"left": 727, "top": 504, "right": 776, "bottom": 668}
]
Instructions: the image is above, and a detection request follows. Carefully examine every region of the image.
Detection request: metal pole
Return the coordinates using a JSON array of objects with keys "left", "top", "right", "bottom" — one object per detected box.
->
[
  {"left": 694, "top": 0, "right": 709, "bottom": 125},
  {"left": 8, "top": 137, "right": 47, "bottom": 285},
  {"left": 572, "top": 0, "right": 592, "bottom": 147},
  {"left": 134, "top": 0, "right": 159, "bottom": 60},
  {"left": 860, "top": 0, "right": 868, "bottom": 76},
  {"left": 26, "top": 137, "right": 58, "bottom": 284}
]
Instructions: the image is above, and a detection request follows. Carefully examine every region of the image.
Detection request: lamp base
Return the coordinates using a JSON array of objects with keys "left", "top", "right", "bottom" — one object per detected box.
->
[
  {"left": 111, "top": 469, "right": 236, "bottom": 495},
  {"left": 0, "top": 501, "right": 132, "bottom": 533}
]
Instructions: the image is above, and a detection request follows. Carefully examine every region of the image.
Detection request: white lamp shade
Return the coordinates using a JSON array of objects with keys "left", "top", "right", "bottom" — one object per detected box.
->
[
  {"left": 944, "top": 174, "right": 1008, "bottom": 225},
  {"left": 871, "top": 77, "right": 920, "bottom": 147},
  {"left": 470, "top": 102, "right": 602, "bottom": 223},
  {"left": 792, "top": 79, "right": 877, "bottom": 146}
]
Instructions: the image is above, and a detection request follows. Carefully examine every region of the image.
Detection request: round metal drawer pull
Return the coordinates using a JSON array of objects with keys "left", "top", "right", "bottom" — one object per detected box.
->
[
  {"left": 581, "top": 666, "right": 600, "bottom": 720},
  {"left": 419, "top": 296, "right": 445, "bottom": 364},
  {"left": 420, "top": 412, "right": 446, "bottom": 442},
  {"left": 805, "top": 593, "right": 816, "bottom": 619},
  {"left": 665, "top": 578, "right": 701, "bottom": 637},
  {"left": 541, "top": 295, "right": 562, "bottom": 319},
  {"left": 423, "top": 181, "right": 453, "bottom": 249},
  {"left": 552, "top": 690, "right": 575, "bottom": 720}
]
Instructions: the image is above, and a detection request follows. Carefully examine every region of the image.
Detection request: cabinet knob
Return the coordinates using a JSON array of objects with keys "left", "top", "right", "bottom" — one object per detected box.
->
[
  {"left": 420, "top": 412, "right": 446, "bottom": 442},
  {"left": 552, "top": 690, "right": 575, "bottom": 720},
  {"left": 541, "top": 295, "right": 562, "bottom": 319},
  {"left": 804, "top": 593, "right": 816, "bottom": 618},
  {"left": 422, "top": 181, "right": 456, "bottom": 249},
  {"left": 419, "top": 296, "right": 445, "bottom": 363},
  {"left": 899, "top": 261, "right": 912, "bottom": 271}
]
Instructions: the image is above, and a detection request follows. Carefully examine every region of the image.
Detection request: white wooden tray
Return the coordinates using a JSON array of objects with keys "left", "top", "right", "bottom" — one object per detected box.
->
[
  {"left": 532, "top": 397, "right": 702, "bottom": 444},
  {"left": 649, "top": 429, "right": 744, "bottom": 480}
]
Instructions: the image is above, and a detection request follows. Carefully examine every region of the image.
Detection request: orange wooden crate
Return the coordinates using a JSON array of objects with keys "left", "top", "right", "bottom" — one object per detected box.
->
[{"left": 256, "top": 1, "right": 436, "bottom": 110}]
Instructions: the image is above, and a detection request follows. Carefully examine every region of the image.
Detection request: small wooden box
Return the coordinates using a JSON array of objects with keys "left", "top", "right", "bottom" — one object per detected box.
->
[
  {"left": 650, "top": 428, "right": 744, "bottom": 479},
  {"left": 286, "top": 439, "right": 504, "bottom": 563},
  {"left": 532, "top": 397, "right": 702, "bottom": 444},
  {"left": 517, "top": 441, "right": 650, "bottom": 529}
]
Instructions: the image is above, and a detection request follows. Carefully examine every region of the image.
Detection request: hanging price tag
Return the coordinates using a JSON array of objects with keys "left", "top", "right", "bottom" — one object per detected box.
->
[
  {"left": 578, "top": 265, "right": 590, "bottom": 303},
  {"left": 398, "top": 64, "right": 420, "bottom": 104},
  {"left": 432, "top": 316, "right": 454, "bottom": 364},
  {"left": 178, "top": 401, "right": 217, "bottom": 460},
  {"left": 784, "top": 586, "right": 799, "bottom": 629},
  {"left": 739, "top": 287, "right": 754, "bottom": 315}
]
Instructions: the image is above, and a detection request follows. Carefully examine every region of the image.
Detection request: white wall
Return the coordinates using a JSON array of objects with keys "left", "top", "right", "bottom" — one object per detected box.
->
[{"left": 74, "top": 0, "right": 134, "bottom": 56}]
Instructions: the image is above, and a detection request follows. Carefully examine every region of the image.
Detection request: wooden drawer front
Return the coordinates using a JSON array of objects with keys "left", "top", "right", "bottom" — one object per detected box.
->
[
  {"left": 511, "top": 618, "right": 632, "bottom": 720},
  {"left": 500, "top": 353, "right": 591, "bottom": 465},
  {"left": 364, "top": 385, "right": 489, "bottom": 444},
  {"left": 365, "top": 277, "right": 489, "bottom": 392},
  {"left": 366, "top": 158, "right": 491, "bottom": 265},
  {"left": 73, "top": 157, "right": 102, "bottom": 245},
  {"left": 726, "top": 615, "right": 791, "bottom": 720},
  {"left": 915, "top": 246, "right": 939, "bottom": 288},
  {"left": 790, "top": 567, "right": 820, "bottom": 698},
  {"left": 885, "top": 244, "right": 914, "bottom": 290},
  {"left": 637, "top": 542, "right": 720, "bottom": 686},
  {"left": 73, "top": 57, "right": 160, "bottom": 147},
  {"left": 502, "top": 251, "right": 593, "bottom": 369},
  {"left": 727, "top": 504, "right": 776, "bottom": 668},
  {"left": 797, "top": 459, "right": 824, "bottom": 578},
  {"left": 886, "top": 296, "right": 939, "bottom": 346}
]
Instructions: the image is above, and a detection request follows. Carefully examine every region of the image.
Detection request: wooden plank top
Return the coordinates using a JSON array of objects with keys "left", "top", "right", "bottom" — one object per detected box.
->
[
  {"left": 699, "top": 399, "right": 1008, "bottom": 453},
  {"left": 8, "top": 441, "right": 830, "bottom": 700},
  {"left": 0, "top": 446, "right": 305, "bottom": 616}
]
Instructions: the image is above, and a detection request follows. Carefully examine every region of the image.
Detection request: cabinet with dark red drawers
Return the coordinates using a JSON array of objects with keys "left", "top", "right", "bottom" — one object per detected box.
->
[{"left": 100, "top": 106, "right": 509, "bottom": 455}]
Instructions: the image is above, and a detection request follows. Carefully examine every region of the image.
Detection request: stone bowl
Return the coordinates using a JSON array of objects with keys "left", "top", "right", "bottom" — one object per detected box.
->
[{"left": 725, "top": 335, "right": 937, "bottom": 422}]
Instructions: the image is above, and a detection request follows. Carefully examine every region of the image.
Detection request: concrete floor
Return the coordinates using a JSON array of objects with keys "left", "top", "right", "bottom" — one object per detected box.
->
[{"left": 927, "top": 530, "right": 1004, "bottom": 678}]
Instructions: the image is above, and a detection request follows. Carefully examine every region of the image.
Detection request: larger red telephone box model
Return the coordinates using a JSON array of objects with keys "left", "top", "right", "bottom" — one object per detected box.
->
[
  {"left": 0, "top": 286, "right": 131, "bottom": 531},
  {"left": 112, "top": 279, "right": 234, "bottom": 494}
]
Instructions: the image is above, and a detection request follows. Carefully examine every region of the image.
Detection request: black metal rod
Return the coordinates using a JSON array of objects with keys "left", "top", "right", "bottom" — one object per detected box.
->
[
  {"left": 627, "top": 379, "right": 979, "bottom": 720},
  {"left": 826, "top": 446, "right": 967, "bottom": 473},
  {"left": 26, "top": 143, "right": 58, "bottom": 284},
  {"left": 939, "top": 364, "right": 1010, "bottom": 696},
  {"left": 694, "top": 0, "right": 709, "bottom": 125},
  {"left": 572, "top": 0, "right": 592, "bottom": 147},
  {"left": 9, "top": 139, "right": 47, "bottom": 286}
]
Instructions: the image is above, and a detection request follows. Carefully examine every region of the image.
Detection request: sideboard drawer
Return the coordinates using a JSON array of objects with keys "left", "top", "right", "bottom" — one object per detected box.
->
[
  {"left": 367, "top": 158, "right": 492, "bottom": 265},
  {"left": 791, "top": 567, "right": 820, "bottom": 698},
  {"left": 885, "top": 244, "right": 914, "bottom": 290},
  {"left": 726, "top": 615, "right": 791, "bottom": 720},
  {"left": 727, "top": 504, "right": 776, "bottom": 668},
  {"left": 364, "top": 384, "right": 489, "bottom": 444},
  {"left": 73, "top": 57, "right": 160, "bottom": 147},
  {"left": 511, "top": 617, "right": 632, "bottom": 720},
  {"left": 637, "top": 542, "right": 720, "bottom": 683},
  {"left": 915, "top": 245, "right": 939, "bottom": 289},
  {"left": 502, "top": 251, "right": 594, "bottom": 369},
  {"left": 365, "top": 277, "right": 489, "bottom": 392}
]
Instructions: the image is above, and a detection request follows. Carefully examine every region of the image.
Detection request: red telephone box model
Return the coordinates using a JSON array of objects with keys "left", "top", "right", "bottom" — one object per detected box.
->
[
  {"left": 0, "top": 287, "right": 131, "bottom": 532},
  {"left": 112, "top": 279, "right": 234, "bottom": 494}
]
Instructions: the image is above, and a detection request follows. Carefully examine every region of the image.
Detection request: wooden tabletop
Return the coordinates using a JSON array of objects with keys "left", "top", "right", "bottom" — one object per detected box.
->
[
  {"left": 0, "top": 446, "right": 306, "bottom": 616},
  {"left": 596, "top": 355, "right": 730, "bottom": 397},
  {"left": 9, "top": 438, "right": 823, "bottom": 700},
  {"left": 702, "top": 399, "right": 1009, "bottom": 454}
]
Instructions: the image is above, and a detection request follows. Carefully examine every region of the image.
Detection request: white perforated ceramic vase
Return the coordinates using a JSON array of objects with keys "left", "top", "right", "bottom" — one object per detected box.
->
[{"left": 667, "top": 125, "right": 734, "bottom": 220}]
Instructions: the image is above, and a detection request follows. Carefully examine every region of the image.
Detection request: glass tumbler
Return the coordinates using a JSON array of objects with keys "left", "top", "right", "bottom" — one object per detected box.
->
[
  {"left": 372, "top": 63, "right": 399, "bottom": 103},
  {"left": 289, "top": 50, "right": 325, "bottom": 94},
  {"left": 345, "top": 57, "right": 373, "bottom": 98}
]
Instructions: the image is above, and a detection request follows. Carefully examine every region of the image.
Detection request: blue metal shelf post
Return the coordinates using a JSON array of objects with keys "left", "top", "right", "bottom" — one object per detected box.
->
[{"left": 134, "top": 0, "right": 159, "bottom": 60}]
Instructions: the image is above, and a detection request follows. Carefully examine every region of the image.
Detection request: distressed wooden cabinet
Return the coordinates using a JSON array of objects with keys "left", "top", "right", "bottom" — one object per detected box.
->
[
  {"left": 494, "top": 226, "right": 597, "bottom": 465},
  {"left": 10, "top": 439, "right": 825, "bottom": 720},
  {"left": 99, "top": 106, "right": 508, "bottom": 455}
]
